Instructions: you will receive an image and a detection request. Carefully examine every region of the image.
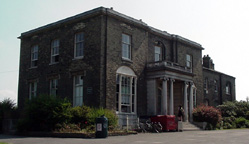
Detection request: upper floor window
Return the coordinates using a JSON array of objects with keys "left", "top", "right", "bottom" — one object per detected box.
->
[
  {"left": 214, "top": 80, "right": 218, "bottom": 92},
  {"left": 74, "top": 32, "right": 84, "bottom": 58},
  {"left": 226, "top": 82, "right": 231, "bottom": 95},
  {"left": 51, "top": 39, "right": 59, "bottom": 63},
  {"left": 74, "top": 75, "right": 83, "bottom": 106},
  {"left": 31, "top": 45, "right": 38, "bottom": 67},
  {"left": 204, "top": 78, "right": 208, "bottom": 90},
  {"left": 186, "top": 54, "right": 192, "bottom": 68},
  {"left": 29, "top": 81, "right": 37, "bottom": 99},
  {"left": 50, "top": 79, "right": 58, "bottom": 96},
  {"left": 154, "top": 46, "right": 162, "bottom": 62},
  {"left": 122, "top": 34, "right": 131, "bottom": 60}
]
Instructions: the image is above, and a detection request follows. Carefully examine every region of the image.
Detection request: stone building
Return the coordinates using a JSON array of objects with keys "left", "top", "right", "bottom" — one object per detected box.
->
[
  {"left": 18, "top": 7, "right": 235, "bottom": 126},
  {"left": 202, "top": 55, "right": 236, "bottom": 107}
]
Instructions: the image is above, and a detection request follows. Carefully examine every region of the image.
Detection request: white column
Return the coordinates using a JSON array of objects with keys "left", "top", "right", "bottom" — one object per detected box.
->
[
  {"left": 130, "top": 77, "right": 133, "bottom": 113},
  {"left": 119, "top": 75, "right": 122, "bottom": 112},
  {"left": 184, "top": 82, "right": 189, "bottom": 122},
  {"left": 170, "top": 79, "right": 175, "bottom": 115},
  {"left": 189, "top": 83, "right": 194, "bottom": 122},
  {"left": 161, "top": 77, "right": 168, "bottom": 115}
]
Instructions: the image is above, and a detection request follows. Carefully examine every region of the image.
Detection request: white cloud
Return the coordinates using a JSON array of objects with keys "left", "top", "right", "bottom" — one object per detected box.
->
[{"left": 0, "top": 89, "right": 17, "bottom": 104}]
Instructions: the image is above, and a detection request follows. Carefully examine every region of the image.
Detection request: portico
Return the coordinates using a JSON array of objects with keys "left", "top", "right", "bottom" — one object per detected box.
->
[{"left": 146, "top": 61, "right": 197, "bottom": 122}]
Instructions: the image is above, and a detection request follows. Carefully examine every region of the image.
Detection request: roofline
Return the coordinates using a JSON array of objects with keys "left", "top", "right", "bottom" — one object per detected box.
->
[
  {"left": 18, "top": 7, "right": 204, "bottom": 49},
  {"left": 203, "top": 67, "right": 236, "bottom": 79}
]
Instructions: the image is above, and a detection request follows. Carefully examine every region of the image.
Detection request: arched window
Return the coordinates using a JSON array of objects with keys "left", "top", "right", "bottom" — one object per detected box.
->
[
  {"left": 116, "top": 66, "right": 137, "bottom": 113},
  {"left": 226, "top": 82, "right": 231, "bottom": 95}
]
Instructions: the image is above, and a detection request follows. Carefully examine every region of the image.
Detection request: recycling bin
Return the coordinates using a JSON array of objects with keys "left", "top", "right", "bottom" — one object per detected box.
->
[{"left": 95, "top": 115, "right": 108, "bottom": 138}]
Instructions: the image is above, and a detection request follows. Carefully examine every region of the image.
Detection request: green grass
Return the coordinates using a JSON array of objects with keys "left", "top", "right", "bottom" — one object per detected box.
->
[{"left": 0, "top": 142, "right": 9, "bottom": 144}]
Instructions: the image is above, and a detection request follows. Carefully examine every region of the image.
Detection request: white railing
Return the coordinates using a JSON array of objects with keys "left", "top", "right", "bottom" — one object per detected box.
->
[{"left": 147, "top": 61, "right": 192, "bottom": 73}]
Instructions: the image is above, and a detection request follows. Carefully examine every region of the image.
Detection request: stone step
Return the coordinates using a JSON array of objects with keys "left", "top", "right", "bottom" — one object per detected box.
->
[{"left": 182, "top": 122, "right": 201, "bottom": 131}]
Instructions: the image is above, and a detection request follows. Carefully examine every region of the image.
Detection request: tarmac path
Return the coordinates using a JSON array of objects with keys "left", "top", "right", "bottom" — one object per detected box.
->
[{"left": 1, "top": 129, "right": 249, "bottom": 144}]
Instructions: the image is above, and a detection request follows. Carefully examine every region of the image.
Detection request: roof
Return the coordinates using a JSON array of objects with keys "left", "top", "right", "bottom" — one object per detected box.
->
[
  {"left": 19, "top": 7, "right": 203, "bottom": 49},
  {"left": 203, "top": 67, "right": 236, "bottom": 79}
]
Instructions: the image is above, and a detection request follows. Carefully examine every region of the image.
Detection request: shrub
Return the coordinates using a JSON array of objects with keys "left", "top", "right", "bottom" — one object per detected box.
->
[
  {"left": 235, "top": 117, "right": 248, "bottom": 128},
  {"left": 223, "top": 122, "right": 236, "bottom": 129},
  {"left": 70, "top": 106, "right": 91, "bottom": 128},
  {"left": 54, "top": 123, "right": 81, "bottom": 133},
  {"left": 217, "top": 101, "right": 249, "bottom": 118},
  {"left": 192, "top": 104, "right": 222, "bottom": 128},
  {"left": 20, "top": 94, "right": 72, "bottom": 131},
  {"left": 87, "top": 107, "right": 118, "bottom": 130},
  {"left": 245, "top": 111, "right": 249, "bottom": 120},
  {"left": 0, "top": 98, "right": 17, "bottom": 132}
]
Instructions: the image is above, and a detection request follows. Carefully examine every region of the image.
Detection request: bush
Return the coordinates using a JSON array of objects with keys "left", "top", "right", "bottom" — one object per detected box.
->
[
  {"left": 192, "top": 105, "right": 222, "bottom": 128},
  {"left": 0, "top": 98, "right": 17, "bottom": 132},
  {"left": 54, "top": 123, "right": 81, "bottom": 133},
  {"left": 17, "top": 95, "right": 118, "bottom": 132},
  {"left": 235, "top": 117, "right": 248, "bottom": 128},
  {"left": 20, "top": 94, "right": 72, "bottom": 131},
  {"left": 87, "top": 107, "right": 118, "bottom": 130},
  {"left": 246, "top": 111, "right": 249, "bottom": 120},
  {"left": 217, "top": 101, "right": 249, "bottom": 118},
  {"left": 70, "top": 106, "right": 91, "bottom": 128}
]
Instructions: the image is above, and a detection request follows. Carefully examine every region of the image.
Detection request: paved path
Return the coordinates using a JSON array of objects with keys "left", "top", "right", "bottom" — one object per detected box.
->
[{"left": 1, "top": 129, "right": 249, "bottom": 144}]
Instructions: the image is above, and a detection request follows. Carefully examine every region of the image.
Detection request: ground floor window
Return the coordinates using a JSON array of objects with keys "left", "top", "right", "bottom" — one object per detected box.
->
[
  {"left": 116, "top": 74, "right": 136, "bottom": 113},
  {"left": 50, "top": 79, "right": 58, "bottom": 96},
  {"left": 29, "top": 81, "right": 37, "bottom": 99},
  {"left": 74, "top": 75, "right": 83, "bottom": 107}
]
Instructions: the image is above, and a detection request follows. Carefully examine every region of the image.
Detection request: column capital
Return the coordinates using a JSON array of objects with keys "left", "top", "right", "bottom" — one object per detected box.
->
[
  {"left": 160, "top": 77, "right": 169, "bottom": 81},
  {"left": 170, "top": 78, "right": 175, "bottom": 82},
  {"left": 184, "top": 81, "right": 189, "bottom": 86}
]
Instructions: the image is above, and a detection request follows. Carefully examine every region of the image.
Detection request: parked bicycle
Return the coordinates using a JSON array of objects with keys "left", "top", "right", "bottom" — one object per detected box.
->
[{"left": 137, "top": 120, "right": 162, "bottom": 133}]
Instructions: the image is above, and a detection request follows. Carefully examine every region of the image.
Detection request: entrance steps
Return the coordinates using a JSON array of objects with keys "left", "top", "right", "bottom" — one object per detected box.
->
[{"left": 182, "top": 122, "right": 201, "bottom": 131}]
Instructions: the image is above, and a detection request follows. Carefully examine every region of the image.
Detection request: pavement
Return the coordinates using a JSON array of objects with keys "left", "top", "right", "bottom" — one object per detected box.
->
[{"left": 1, "top": 129, "right": 249, "bottom": 144}]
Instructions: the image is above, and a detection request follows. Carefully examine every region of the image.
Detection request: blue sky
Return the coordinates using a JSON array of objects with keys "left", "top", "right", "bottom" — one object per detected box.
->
[{"left": 0, "top": 0, "right": 249, "bottom": 104}]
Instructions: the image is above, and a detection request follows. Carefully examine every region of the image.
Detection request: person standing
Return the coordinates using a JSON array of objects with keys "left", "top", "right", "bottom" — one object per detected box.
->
[
  {"left": 178, "top": 105, "right": 184, "bottom": 121},
  {"left": 178, "top": 105, "right": 184, "bottom": 131}
]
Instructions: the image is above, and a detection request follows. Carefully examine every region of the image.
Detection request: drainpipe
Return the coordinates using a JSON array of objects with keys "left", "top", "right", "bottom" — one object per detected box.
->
[
  {"left": 219, "top": 74, "right": 223, "bottom": 105},
  {"left": 104, "top": 8, "right": 108, "bottom": 108}
]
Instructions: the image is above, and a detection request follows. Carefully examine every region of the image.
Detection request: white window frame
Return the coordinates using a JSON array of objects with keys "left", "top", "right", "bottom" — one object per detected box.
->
[
  {"left": 226, "top": 83, "right": 231, "bottom": 95},
  {"left": 186, "top": 54, "right": 192, "bottom": 68},
  {"left": 29, "top": 81, "right": 37, "bottom": 99},
  {"left": 51, "top": 39, "right": 59, "bottom": 64},
  {"left": 116, "top": 74, "right": 137, "bottom": 114},
  {"left": 214, "top": 80, "right": 218, "bottom": 92},
  {"left": 73, "top": 75, "right": 83, "bottom": 107},
  {"left": 50, "top": 79, "right": 58, "bottom": 96},
  {"left": 74, "top": 32, "right": 84, "bottom": 58},
  {"left": 122, "top": 34, "right": 131, "bottom": 60},
  {"left": 154, "top": 46, "right": 162, "bottom": 62},
  {"left": 31, "top": 45, "right": 38, "bottom": 67}
]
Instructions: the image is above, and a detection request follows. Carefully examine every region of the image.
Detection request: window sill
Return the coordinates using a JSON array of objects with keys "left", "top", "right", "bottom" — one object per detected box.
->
[
  {"left": 116, "top": 111, "right": 136, "bottom": 115},
  {"left": 122, "top": 58, "right": 133, "bottom": 63},
  {"left": 29, "top": 66, "right": 38, "bottom": 69},
  {"left": 72, "top": 56, "right": 84, "bottom": 60},
  {"left": 49, "top": 62, "right": 59, "bottom": 65}
]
